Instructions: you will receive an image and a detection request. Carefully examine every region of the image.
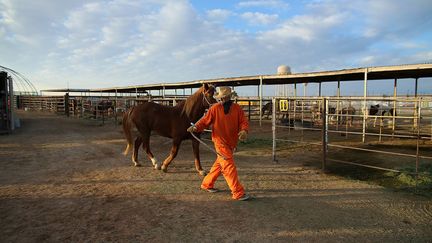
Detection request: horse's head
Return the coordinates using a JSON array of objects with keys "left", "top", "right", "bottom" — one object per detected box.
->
[
  {"left": 202, "top": 83, "right": 217, "bottom": 108},
  {"left": 182, "top": 83, "right": 217, "bottom": 120}
]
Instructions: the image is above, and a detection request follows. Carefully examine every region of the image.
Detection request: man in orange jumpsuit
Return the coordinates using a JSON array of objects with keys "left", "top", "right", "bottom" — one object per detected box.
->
[{"left": 187, "top": 86, "right": 250, "bottom": 201}]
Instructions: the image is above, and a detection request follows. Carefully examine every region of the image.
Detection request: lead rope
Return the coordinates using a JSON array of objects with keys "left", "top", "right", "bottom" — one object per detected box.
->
[{"left": 190, "top": 122, "right": 227, "bottom": 160}]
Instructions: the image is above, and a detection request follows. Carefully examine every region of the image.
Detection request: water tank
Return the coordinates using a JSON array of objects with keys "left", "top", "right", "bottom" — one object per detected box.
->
[{"left": 277, "top": 65, "right": 291, "bottom": 75}]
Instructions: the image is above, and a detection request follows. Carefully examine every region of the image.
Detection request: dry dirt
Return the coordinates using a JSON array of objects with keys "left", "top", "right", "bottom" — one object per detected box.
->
[{"left": 0, "top": 111, "right": 431, "bottom": 242}]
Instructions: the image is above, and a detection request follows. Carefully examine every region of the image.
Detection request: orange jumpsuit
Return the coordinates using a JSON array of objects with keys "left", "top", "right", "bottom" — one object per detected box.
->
[{"left": 195, "top": 102, "right": 249, "bottom": 200}]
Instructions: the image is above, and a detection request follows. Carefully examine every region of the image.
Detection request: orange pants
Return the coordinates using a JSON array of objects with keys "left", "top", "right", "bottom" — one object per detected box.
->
[{"left": 201, "top": 144, "right": 245, "bottom": 199}]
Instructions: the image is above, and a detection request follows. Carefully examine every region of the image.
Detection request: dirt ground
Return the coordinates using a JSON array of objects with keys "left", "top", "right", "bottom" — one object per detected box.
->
[{"left": 0, "top": 111, "right": 431, "bottom": 242}]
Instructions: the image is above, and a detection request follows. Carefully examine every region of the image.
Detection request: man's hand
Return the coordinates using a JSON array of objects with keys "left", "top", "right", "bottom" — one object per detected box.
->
[
  {"left": 187, "top": 125, "right": 197, "bottom": 133},
  {"left": 238, "top": 130, "right": 248, "bottom": 141}
]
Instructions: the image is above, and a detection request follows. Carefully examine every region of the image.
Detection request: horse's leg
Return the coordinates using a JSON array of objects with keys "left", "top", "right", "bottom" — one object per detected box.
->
[
  {"left": 141, "top": 133, "right": 159, "bottom": 169},
  {"left": 132, "top": 137, "right": 142, "bottom": 167},
  {"left": 192, "top": 138, "right": 206, "bottom": 176},
  {"left": 161, "top": 139, "right": 182, "bottom": 173}
]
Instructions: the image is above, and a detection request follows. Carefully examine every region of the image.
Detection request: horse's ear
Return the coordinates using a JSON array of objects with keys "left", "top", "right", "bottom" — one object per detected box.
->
[{"left": 203, "top": 83, "right": 209, "bottom": 91}]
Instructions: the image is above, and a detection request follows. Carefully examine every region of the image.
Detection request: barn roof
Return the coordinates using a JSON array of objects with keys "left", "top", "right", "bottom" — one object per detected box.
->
[{"left": 43, "top": 63, "right": 432, "bottom": 94}]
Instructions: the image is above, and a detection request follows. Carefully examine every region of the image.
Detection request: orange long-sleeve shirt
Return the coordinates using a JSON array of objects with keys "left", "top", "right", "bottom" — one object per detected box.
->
[{"left": 195, "top": 102, "right": 249, "bottom": 149}]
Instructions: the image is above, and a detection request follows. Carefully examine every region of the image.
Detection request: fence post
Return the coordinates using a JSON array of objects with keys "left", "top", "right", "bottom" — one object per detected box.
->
[
  {"left": 322, "top": 98, "right": 328, "bottom": 170},
  {"left": 248, "top": 100, "right": 251, "bottom": 121},
  {"left": 65, "top": 93, "right": 69, "bottom": 117},
  {"left": 272, "top": 97, "right": 277, "bottom": 162},
  {"left": 362, "top": 68, "right": 368, "bottom": 143},
  {"left": 415, "top": 97, "right": 421, "bottom": 190},
  {"left": 115, "top": 89, "right": 118, "bottom": 126}
]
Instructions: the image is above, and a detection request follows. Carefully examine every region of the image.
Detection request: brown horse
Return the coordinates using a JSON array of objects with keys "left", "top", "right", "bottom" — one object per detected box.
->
[{"left": 122, "top": 84, "right": 216, "bottom": 176}]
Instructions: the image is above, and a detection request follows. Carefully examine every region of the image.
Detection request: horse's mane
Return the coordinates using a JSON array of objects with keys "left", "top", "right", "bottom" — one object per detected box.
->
[{"left": 181, "top": 86, "right": 205, "bottom": 119}]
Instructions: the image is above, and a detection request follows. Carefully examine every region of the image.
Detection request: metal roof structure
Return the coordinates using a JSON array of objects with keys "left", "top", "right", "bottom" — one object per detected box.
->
[
  {"left": 0, "top": 65, "right": 38, "bottom": 95},
  {"left": 40, "top": 63, "right": 432, "bottom": 94},
  {"left": 40, "top": 88, "right": 91, "bottom": 93}
]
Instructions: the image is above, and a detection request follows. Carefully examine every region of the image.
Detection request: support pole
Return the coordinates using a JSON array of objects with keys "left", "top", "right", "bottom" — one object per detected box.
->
[
  {"left": 115, "top": 89, "right": 118, "bottom": 126},
  {"left": 414, "top": 78, "right": 419, "bottom": 131},
  {"left": 135, "top": 87, "right": 138, "bottom": 100},
  {"left": 322, "top": 98, "right": 328, "bottom": 170},
  {"left": 259, "top": 76, "right": 263, "bottom": 126},
  {"left": 293, "top": 82, "right": 297, "bottom": 123},
  {"left": 302, "top": 83, "right": 306, "bottom": 123},
  {"left": 336, "top": 80, "right": 340, "bottom": 130},
  {"left": 392, "top": 79, "right": 397, "bottom": 139},
  {"left": 416, "top": 98, "right": 421, "bottom": 188},
  {"left": 8, "top": 76, "right": 14, "bottom": 131},
  {"left": 65, "top": 92, "right": 70, "bottom": 117},
  {"left": 272, "top": 97, "right": 277, "bottom": 162},
  {"left": 362, "top": 69, "right": 368, "bottom": 143},
  {"left": 288, "top": 99, "right": 291, "bottom": 134},
  {"left": 248, "top": 100, "right": 251, "bottom": 121}
]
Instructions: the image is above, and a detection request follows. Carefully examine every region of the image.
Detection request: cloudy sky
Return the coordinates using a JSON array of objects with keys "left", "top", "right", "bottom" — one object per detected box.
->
[{"left": 1, "top": 0, "right": 432, "bottom": 95}]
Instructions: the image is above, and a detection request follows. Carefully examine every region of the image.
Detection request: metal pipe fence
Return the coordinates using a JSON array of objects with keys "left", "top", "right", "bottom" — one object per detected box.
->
[{"left": 272, "top": 96, "right": 432, "bottom": 181}]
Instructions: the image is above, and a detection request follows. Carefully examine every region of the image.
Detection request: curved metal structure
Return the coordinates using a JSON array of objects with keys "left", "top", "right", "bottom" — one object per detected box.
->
[{"left": 0, "top": 65, "right": 38, "bottom": 95}]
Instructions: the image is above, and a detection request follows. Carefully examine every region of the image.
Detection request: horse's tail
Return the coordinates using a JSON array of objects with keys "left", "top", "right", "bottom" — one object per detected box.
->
[{"left": 122, "top": 107, "right": 135, "bottom": 156}]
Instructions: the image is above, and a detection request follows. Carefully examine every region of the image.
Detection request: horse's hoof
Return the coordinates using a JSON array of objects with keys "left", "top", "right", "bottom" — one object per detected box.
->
[
  {"left": 151, "top": 158, "right": 158, "bottom": 166},
  {"left": 161, "top": 165, "right": 167, "bottom": 173},
  {"left": 133, "top": 163, "right": 141, "bottom": 167},
  {"left": 199, "top": 170, "right": 207, "bottom": 176}
]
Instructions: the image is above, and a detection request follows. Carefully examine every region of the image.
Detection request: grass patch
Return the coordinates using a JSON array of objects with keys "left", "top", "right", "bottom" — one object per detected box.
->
[
  {"left": 384, "top": 164, "right": 432, "bottom": 190},
  {"left": 327, "top": 162, "right": 432, "bottom": 197}
]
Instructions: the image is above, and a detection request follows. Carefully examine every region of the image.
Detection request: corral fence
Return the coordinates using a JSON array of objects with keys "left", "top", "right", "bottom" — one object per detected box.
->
[
  {"left": 18, "top": 95, "right": 187, "bottom": 123},
  {"left": 271, "top": 96, "right": 432, "bottom": 183},
  {"left": 17, "top": 95, "right": 273, "bottom": 124}
]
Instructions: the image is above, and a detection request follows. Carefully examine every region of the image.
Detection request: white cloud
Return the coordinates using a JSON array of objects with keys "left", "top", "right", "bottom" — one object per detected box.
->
[
  {"left": 206, "top": 9, "right": 232, "bottom": 22},
  {"left": 259, "top": 12, "right": 345, "bottom": 42},
  {"left": 241, "top": 12, "right": 278, "bottom": 25},
  {"left": 238, "top": 0, "right": 289, "bottom": 9}
]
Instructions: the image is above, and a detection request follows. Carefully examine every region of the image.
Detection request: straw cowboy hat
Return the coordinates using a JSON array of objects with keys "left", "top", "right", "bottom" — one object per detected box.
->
[{"left": 214, "top": 86, "right": 233, "bottom": 99}]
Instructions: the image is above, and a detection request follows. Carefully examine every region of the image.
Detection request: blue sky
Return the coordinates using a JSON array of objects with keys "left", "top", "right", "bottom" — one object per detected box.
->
[{"left": 1, "top": 0, "right": 431, "bottom": 95}]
